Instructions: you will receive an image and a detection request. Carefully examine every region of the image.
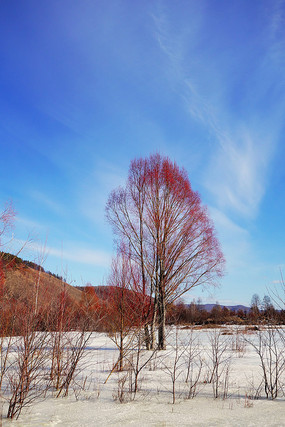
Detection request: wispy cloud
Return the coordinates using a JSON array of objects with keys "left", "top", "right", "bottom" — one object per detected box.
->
[
  {"left": 152, "top": 2, "right": 285, "bottom": 219},
  {"left": 208, "top": 206, "right": 250, "bottom": 270},
  {"left": 29, "top": 190, "right": 65, "bottom": 216},
  {"left": 78, "top": 159, "right": 127, "bottom": 226},
  {"left": 205, "top": 126, "right": 275, "bottom": 217},
  {"left": 16, "top": 216, "right": 45, "bottom": 230},
  {"left": 20, "top": 240, "right": 111, "bottom": 269},
  {"left": 267, "top": 0, "right": 285, "bottom": 67},
  {"left": 47, "top": 245, "right": 111, "bottom": 268}
]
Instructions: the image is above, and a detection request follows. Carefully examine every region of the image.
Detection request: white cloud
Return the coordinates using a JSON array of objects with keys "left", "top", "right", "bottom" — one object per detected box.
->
[
  {"left": 16, "top": 216, "right": 45, "bottom": 230},
  {"left": 29, "top": 190, "right": 65, "bottom": 216},
  {"left": 78, "top": 159, "right": 127, "bottom": 226},
  {"left": 209, "top": 206, "right": 248, "bottom": 237},
  {"left": 16, "top": 239, "right": 111, "bottom": 269},
  {"left": 152, "top": 3, "right": 284, "bottom": 219},
  {"left": 205, "top": 126, "right": 275, "bottom": 218},
  {"left": 267, "top": 0, "right": 285, "bottom": 66},
  {"left": 47, "top": 245, "right": 111, "bottom": 268},
  {"left": 208, "top": 206, "right": 251, "bottom": 271}
]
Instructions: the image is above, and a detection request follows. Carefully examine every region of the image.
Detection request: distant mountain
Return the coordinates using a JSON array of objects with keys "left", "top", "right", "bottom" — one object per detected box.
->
[{"left": 198, "top": 304, "right": 250, "bottom": 313}]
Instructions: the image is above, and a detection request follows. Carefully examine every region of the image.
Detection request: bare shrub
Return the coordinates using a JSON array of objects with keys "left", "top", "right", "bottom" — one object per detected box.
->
[
  {"left": 105, "top": 249, "right": 148, "bottom": 375},
  {"left": 244, "top": 394, "right": 254, "bottom": 408},
  {"left": 206, "top": 329, "right": 232, "bottom": 399},
  {"left": 49, "top": 280, "right": 95, "bottom": 398},
  {"left": 55, "top": 330, "right": 92, "bottom": 398},
  {"left": 148, "top": 351, "right": 159, "bottom": 371},
  {"left": 245, "top": 326, "right": 285, "bottom": 399},
  {"left": 231, "top": 329, "right": 246, "bottom": 357},
  {"left": 161, "top": 328, "right": 188, "bottom": 404},
  {"left": 113, "top": 372, "right": 130, "bottom": 403},
  {"left": 184, "top": 328, "right": 203, "bottom": 399},
  {"left": 245, "top": 373, "right": 263, "bottom": 401},
  {"left": 50, "top": 329, "right": 67, "bottom": 391},
  {"left": 49, "top": 286, "right": 74, "bottom": 392},
  {"left": 125, "top": 332, "right": 157, "bottom": 398},
  {"left": 6, "top": 328, "right": 50, "bottom": 419},
  {"left": 185, "top": 357, "right": 203, "bottom": 399},
  {"left": 0, "top": 335, "right": 13, "bottom": 391},
  {"left": 112, "top": 330, "right": 158, "bottom": 402},
  {"left": 104, "top": 329, "right": 138, "bottom": 385}
]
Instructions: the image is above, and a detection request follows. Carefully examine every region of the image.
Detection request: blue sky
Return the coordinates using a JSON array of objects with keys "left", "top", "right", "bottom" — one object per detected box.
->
[{"left": 0, "top": 0, "right": 285, "bottom": 305}]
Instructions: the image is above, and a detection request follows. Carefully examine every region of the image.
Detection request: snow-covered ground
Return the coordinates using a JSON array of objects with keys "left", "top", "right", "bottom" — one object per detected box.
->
[{"left": 2, "top": 326, "right": 285, "bottom": 426}]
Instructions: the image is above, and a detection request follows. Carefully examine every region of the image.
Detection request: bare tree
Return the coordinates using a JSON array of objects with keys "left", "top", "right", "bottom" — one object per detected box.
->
[
  {"left": 251, "top": 293, "right": 261, "bottom": 311},
  {"left": 106, "top": 154, "right": 225, "bottom": 350}
]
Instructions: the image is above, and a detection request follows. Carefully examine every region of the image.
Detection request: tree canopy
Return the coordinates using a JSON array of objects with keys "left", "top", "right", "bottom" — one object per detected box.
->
[{"left": 106, "top": 154, "right": 225, "bottom": 349}]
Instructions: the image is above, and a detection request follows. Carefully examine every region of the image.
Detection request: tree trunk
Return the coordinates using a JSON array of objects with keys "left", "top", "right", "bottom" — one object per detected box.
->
[
  {"left": 144, "top": 324, "right": 150, "bottom": 350},
  {"left": 150, "top": 296, "right": 158, "bottom": 349},
  {"left": 119, "top": 330, "right": 123, "bottom": 371},
  {"left": 157, "top": 289, "right": 166, "bottom": 350}
]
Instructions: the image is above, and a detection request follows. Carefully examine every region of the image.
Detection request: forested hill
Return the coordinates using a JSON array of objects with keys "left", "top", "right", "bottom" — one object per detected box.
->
[
  {"left": 0, "top": 251, "right": 64, "bottom": 280},
  {"left": 0, "top": 251, "right": 82, "bottom": 305}
]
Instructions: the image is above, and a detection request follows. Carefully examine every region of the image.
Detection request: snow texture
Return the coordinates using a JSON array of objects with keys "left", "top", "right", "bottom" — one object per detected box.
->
[{"left": 2, "top": 327, "right": 285, "bottom": 426}]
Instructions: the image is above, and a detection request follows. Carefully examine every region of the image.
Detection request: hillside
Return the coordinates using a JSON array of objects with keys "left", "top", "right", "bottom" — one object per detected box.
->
[
  {"left": 1, "top": 253, "right": 252, "bottom": 322},
  {"left": 1, "top": 252, "right": 83, "bottom": 309}
]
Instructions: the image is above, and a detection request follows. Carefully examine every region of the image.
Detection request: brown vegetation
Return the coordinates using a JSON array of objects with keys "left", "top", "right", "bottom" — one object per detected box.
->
[{"left": 167, "top": 300, "right": 285, "bottom": 326}]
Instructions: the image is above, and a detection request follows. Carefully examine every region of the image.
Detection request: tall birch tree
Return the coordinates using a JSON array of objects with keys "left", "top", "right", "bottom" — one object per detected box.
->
[{"left": 106, "top": 154, "right": 225, "bottom": 350}]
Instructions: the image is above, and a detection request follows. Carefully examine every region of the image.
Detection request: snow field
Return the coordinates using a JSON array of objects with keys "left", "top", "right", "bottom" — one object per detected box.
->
[{"left": 2, "top": 326, "right": 285, "bottom": 426}]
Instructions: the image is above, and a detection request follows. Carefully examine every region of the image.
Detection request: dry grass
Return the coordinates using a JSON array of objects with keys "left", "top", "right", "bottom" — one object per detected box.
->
[{"left": 4, "top": 267, "right": 82, "bottom": 308}]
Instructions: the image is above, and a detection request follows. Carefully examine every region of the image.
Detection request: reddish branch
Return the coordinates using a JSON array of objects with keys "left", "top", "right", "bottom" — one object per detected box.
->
[{"left": 106, "top": 154, "right": 225, "bottom": 350}]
